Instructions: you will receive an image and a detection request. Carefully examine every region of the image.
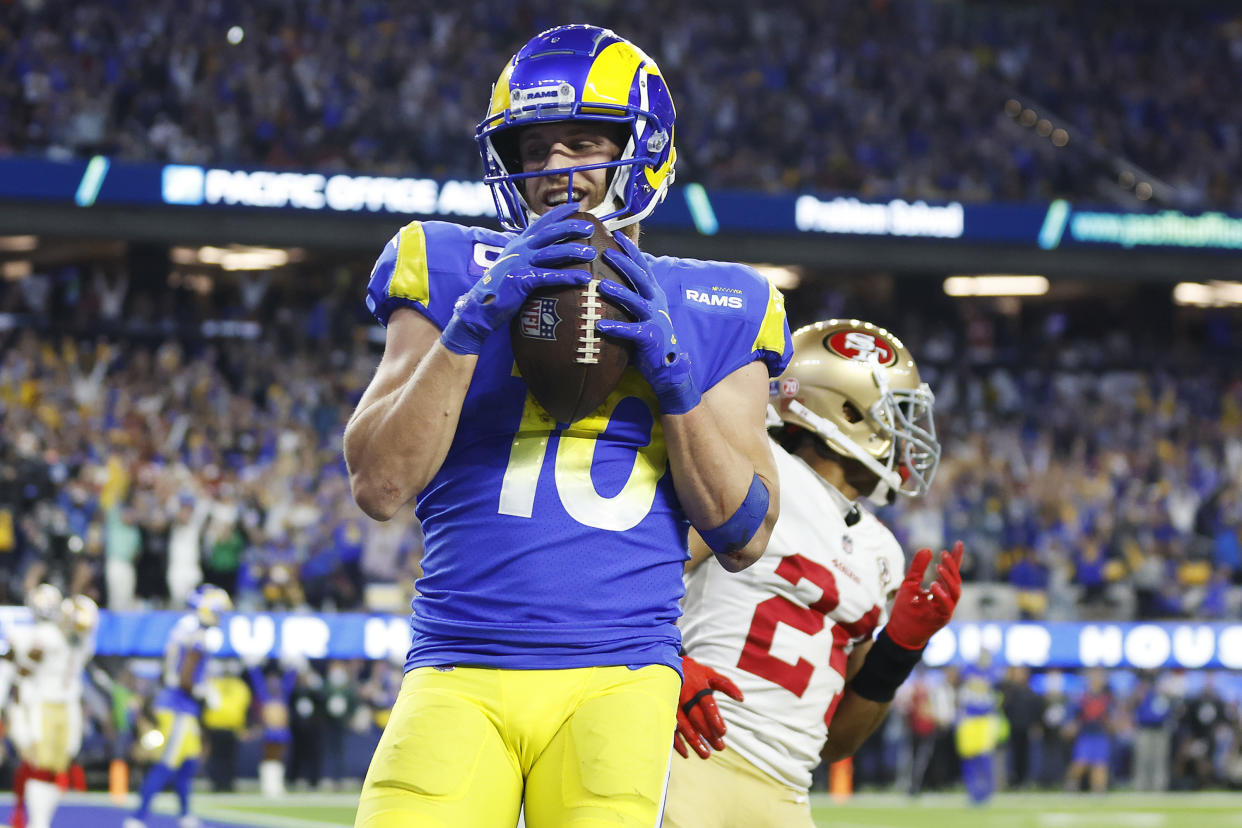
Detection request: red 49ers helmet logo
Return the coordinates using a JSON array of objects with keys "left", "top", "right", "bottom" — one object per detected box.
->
[{"left": 825, "top": 330, "right": 896, "bottom": 365}]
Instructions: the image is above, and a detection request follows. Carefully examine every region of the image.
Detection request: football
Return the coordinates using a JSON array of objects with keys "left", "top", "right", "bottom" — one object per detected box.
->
[{"left": 510, "top": 212, "right": 634, "bottom": 423}]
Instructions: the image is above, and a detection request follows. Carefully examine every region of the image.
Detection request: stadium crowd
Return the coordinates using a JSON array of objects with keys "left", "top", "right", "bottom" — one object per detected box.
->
[
  {"left": 853, "top": 665, "right": 1242, "bottom": 794},
  {"left": 2, "top": 263, "right": 1239, "bottom": 623},
  {"left": 1, "top": 0, "right": 1239, "bottom": 209}
]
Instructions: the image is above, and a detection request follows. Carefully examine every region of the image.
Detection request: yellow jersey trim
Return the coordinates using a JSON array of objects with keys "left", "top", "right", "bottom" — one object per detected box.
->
[
  {"left": 389, "top": 222, "right": 430, "bottom": 306},
  {"left": 752, "top": 279, "right": 788, "bottom": 356}
]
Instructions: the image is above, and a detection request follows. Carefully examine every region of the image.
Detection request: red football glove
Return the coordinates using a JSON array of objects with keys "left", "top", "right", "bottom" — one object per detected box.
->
[
  {"left": 673, "top": 655, "right": 744, "bottom": 759},
  {"left": 884, "top": 541, "right": 964, "bottom": 650}
]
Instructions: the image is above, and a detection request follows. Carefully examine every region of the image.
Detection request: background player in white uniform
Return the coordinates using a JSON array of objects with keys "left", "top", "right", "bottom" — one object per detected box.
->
[
  {"left": 59, "top": 595, "right": 100, "bottom": 792},
  {"left": 2, "top": 587, "right": 97, "bottom": 828},
  {"left": 665, "top": 320, "right": 964, "bottom": 828}
]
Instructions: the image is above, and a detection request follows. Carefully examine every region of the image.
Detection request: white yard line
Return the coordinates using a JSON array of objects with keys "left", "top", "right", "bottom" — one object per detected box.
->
[{"left": 195, "top": 805, "right": 352, "bottom": 828}]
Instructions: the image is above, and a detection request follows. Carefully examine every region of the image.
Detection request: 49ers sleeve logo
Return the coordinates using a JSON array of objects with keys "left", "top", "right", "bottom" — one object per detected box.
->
[
  {"left": 825, "top": 330, "right": 896, "bottom": 365},
  {"left": 518, "top": 297, "right": 561, "bottom": 340}
]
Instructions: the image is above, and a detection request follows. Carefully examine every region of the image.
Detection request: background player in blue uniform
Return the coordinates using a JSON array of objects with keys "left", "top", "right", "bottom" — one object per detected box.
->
[
  {"left": 125, "top": 585, "right": 231, "bottom": 828},
  {"left": 955, "top": 654, "right": 1003, "bottom": 806},
  {"left": 346, "top": 24, "right": 792, "bottom": 828}
]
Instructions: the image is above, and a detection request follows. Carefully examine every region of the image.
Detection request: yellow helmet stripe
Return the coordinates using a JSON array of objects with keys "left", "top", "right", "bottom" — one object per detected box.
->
[
  {"left": 583, "top": 40, "right": 647, "bottom": 107},
  {"left": 389, "top": 222, "right": 431, "bottom": 306},
  {"left": 487, "top": 57, "right": 516, "bottom": 120}
]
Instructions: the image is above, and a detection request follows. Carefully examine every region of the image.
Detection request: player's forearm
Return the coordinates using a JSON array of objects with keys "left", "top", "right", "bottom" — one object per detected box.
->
[
  {"left": 345, "top": 342, "right": 477, "bottom": 521},
  {"left": 663, "top": 408, "right": 777, "bottom": 571},
  {"left": 823, "top": 690, "right": 892, "bottom": 763}
]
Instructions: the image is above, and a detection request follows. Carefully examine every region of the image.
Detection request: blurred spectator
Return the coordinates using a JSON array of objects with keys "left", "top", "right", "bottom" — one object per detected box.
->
[
  {"left": 1065, "top": 668, "right": 1113, "bottom": 792},
  {"left": 896, "top": 670, "right": 940, "bottom": 796},
  {"left": 202, "top": 665, "right": 252, "bottom": 793},
  {"left": 1000, "top": 666, "right": 1044, "bottom": 789},
  {"left": 287, "top": 665, "right": 325, "bottom": 790},
  {"left": 321, "top": 660, "right": 360, "bottom": 790},
  {"left": 103, "top": 492, "right": 140, "bottom": 609},
  {"left": 1173, "top": 676, "right": 1230, "bottom": 790},
  {"left": 925, "top": 665, "right": 959, "bottom": 792},
  {"left": 1007, "top": 548, "right": 1050, "bottom": 620},
  {"left": 247, "top": 659, "right": 297, "bottom": 798},
  {"left": 167, "top": 495, "right": 208, "bottom": 607},
  {"left": 1038, "top": 670, "right": 1073, "bottom": 787},
  {"left": 1132, "top": 672, "right": 1174, "bottom": 791}
]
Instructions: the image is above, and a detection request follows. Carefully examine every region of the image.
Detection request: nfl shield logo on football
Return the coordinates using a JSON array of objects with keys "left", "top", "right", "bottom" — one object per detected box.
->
[{"left": 519, "top": 297, "right": 561, "bottom": 340}]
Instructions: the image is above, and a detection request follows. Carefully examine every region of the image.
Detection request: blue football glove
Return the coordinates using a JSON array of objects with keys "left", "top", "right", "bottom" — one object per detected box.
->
[
  {"left": 594, "top": 232, "right": 701, "bottom": 415},
  {"left": 440, "top": 201, "right": 598, "bottom": 356}
]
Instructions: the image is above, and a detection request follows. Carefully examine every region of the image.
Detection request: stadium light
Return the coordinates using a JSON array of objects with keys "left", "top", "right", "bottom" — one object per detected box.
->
[
  {"left": 0, "top": 235, "right": 37, "bottom": 252},
  {"left": 195, "top": 245, "right": 293, "bottom": 271},
  {"left": 1173, "top": 281, "right": 1242, "bottom": 307},
  {"left": 1, "top": 261, "right": 32, "bottom": 280},
  {"left": 943, "top": 275, "right": 1049, "bottom": 297}
]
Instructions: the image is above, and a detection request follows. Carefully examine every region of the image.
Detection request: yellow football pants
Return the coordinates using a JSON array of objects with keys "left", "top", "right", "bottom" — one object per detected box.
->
[
  {"left": 155, "top": 709, "right": 202, "bottom": 769},
  {"left": 355, "top": 664, "right": 679, "bottom": 828}
]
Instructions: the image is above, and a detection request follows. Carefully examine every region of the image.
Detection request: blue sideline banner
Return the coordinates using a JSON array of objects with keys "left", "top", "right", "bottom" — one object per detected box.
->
[
  {"left": 1, "top": 156, "right": 1241, "bottom": 253},
  {"left": 3, "top": 608, "right": 1242, "bottom": 668}
]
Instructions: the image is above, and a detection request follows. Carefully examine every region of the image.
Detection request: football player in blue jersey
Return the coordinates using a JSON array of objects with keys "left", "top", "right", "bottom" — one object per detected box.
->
[
  {"left": 125, "top": 585, "right": 231, "bottom": 828},
  {"left": 347, "top": 23, "right": 793, "bottom": 828}
]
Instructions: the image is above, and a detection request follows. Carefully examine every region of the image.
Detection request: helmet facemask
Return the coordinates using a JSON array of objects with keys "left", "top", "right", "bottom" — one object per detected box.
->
[{"left": 483, "top": 117, "right": 643, "bottom": 228}]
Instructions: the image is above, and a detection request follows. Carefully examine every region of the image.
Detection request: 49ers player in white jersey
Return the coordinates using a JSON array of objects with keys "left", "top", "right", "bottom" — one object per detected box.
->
[
  {"left": 664, "top": 320, "right": 963, "bottom": 828},
  {"left": 4, "top": 587, "right": 99, "bottom": 828}
]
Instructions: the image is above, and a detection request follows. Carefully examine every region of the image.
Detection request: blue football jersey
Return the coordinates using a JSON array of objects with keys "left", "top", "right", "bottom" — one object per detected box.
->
[
  {"left": 154, "top": 615, "right": 210, "bottom": 715},
  {"left": 365, "top": 221, "right": 793, "bottom": 673}
]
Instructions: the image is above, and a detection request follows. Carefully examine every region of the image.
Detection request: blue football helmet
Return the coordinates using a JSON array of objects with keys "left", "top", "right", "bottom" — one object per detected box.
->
[
  {"left": 187, "top": 584, "right": 233, "bottom": 628},
  {"left": 476, "top": 24, "right": 677, "bottom": 232}
]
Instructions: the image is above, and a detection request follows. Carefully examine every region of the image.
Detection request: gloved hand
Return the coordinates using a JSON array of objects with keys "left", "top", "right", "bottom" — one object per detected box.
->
[
  {"left": 440, "top": 201, "right": 598, "bottom": 355},
  {"left": 884, "top": 541, "right": 964, "bottom": 650},
  {"left": 673, "top": 655, "right": 744, "bottom": 759},
  {"left": 594, "top": 232, "right": 700, "bottom": 415}
]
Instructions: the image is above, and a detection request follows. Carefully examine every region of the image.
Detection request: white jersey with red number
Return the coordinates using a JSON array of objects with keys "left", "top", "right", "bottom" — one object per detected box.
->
[{"left": 680, "top": 439, "right": 905, "bottom": 792}]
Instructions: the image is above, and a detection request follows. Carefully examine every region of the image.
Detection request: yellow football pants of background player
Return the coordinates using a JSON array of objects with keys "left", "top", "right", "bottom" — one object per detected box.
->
[
  {"left": 955, "top": 713, "right": 1001, "bottom": 759},
  {"left": 355, "top": 664, "right": 679, "bottom": 828},
  {"left": 155, "top": 709, "right": 202, "bottom": 769}
]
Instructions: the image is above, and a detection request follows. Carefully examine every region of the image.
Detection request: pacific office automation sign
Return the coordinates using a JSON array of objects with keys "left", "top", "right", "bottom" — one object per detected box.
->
[{"left": 161, "top": 164, "right": 497, "bottom": 218}]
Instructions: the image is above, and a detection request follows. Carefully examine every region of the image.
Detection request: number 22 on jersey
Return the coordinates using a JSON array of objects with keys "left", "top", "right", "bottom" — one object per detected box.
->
[
  {"left": 737, "top": 554, "right": 851, "bottom": 698},
  {"left": 498, "top": 368, "right": 667, "bottom": 531}
]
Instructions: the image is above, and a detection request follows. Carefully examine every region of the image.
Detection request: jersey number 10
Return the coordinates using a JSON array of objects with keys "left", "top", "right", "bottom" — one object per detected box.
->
[{"left": 498, "top": 370, "right": 667, "bottom": 531}]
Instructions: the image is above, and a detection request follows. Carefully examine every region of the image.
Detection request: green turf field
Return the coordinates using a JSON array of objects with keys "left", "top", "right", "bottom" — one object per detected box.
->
[
  {"left": 175, "top": 791, "right": 1242, "bottom": 828},
  {"left": 10, "top": 790, "right": 1241, "bottom": 827}
]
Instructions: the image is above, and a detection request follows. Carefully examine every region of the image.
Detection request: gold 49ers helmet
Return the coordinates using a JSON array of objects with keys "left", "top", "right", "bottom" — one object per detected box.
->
[
  {"left": 771, "top": 319, "right": 940, "bottom": 503},
  {"left": 61, "top": 594, "right": 99, "bottom": 637},
  {"left": 27, "top": 583, "right": 64, "bottom": 622}
]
